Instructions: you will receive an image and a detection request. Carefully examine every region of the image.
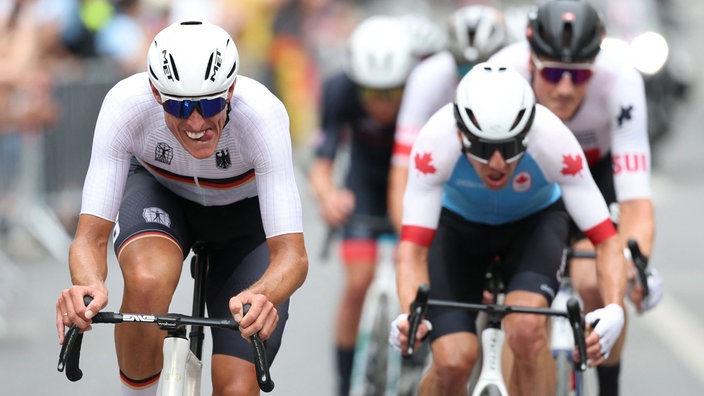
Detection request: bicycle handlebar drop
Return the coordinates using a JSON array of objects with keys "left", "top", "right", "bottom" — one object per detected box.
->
[
  {"left": 405, "top": 285, "right": 589, "bottom": 372},
  {"left": 406, "top": 283, "right": 430, "bottom": 355},
  {"left": 57, "top": 299, "right": 275, "bottom": 392}
]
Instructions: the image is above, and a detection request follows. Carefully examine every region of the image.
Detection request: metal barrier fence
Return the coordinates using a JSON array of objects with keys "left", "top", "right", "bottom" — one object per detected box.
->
[{"left": 1, "top": 62, "right": 122, "bottom": 263}]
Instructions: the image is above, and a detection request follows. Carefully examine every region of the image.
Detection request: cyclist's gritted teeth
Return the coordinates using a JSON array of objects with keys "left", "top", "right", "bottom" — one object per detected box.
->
[{"left": 185, "top": 129, "right": 214, "bottom": 141}]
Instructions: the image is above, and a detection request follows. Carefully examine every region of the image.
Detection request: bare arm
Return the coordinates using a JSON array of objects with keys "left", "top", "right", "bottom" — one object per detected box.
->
[
  {"left": 594, "top": 234, "right": 627, "bottom": 307},
  {"left": 250, "top": 232, "right": 308, "bottom": 306},
  {"left": 617, "top": 198, "right": 655, "bottom": 256},
  {"left": 396, "top": 240, "right": 430, "bottom": 313},
  {"left": 308, "top": 158, "right": 354, "bottom": 226},
  {"left": 56, "top": 214, "right": 113, "bottom": 342},
  {"left": 231, "top": 232, "right": 308, "bottom": 339}
]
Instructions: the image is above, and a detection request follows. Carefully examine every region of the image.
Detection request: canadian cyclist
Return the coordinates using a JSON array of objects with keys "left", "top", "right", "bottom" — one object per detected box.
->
[
  {"left": 55, "top": 21, "right": 308, "bottom": 396},
  {"left": 490, "top": 1, "right": 663, "bottom": 393},
  {"left": 307, "top": 15, "right": 416, "bottom": 396},
  {"left": 389, "top": 4, "right": 509, "bottom": 232},
  {"left": 390, "top": 64, "right": 627, "bottom": 395}
]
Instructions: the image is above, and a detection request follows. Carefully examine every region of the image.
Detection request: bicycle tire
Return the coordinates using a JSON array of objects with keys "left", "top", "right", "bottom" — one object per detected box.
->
[
  {"left": 554, "top": 350, "right": 573, "bottom": 396},
  {"left": 364, "top": 294, "right": 391, "bottom": 396},
  {"left": 478, "top": 384, "right": 503, "bottom": 396}
]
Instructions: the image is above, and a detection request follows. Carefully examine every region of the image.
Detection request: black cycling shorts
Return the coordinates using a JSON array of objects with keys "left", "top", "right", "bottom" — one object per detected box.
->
[
  {"left": 426, "top": 201, "right": 569, "bottom": 341},
  {"left": 112, "top": 162, "right": 288, "bottom": 363}
]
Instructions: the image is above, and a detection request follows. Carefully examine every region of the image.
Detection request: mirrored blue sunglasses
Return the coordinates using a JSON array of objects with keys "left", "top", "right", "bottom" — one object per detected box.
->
[
  {"left": 532, "top": 55, "right": 594, "bottom": 85},
  {"left": 160, "top": 91, "right": 229, "bottom": 119}
]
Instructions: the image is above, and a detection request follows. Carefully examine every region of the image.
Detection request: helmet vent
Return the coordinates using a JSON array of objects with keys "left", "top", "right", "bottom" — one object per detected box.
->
[
  {"left": 511, "top": 109, "right": 526, "bottom": 130},
  {"left": 168, "top": 53, "right": 180, "bottom": 81},
  {"left": 205, "top": 53, "right": 214, "bottom": 81},
  {"left": 468, "top": 109, "right": 481, "bottom": 131}
]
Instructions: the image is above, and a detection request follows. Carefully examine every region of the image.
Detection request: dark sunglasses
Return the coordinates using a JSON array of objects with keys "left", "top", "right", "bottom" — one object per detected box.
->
[
  {"left": 357, "top": 86, "right": 404, "bottom": 102},
  {"left": 532, "top": 55, "right": 594, "bottom": 85},
  {"left": 160, "top": 92, "right": 229, "bottom": 119},
  {"left": 463, "top": 137, "right": 526, "bottom": 164}
]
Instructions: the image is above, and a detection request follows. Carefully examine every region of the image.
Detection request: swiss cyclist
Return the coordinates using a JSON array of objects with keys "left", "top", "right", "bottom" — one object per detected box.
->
[
  {"left": 307, "top": 15, "right": 417, "bottom": 396},
  {"left": 55, "top": 21, "right": 308, "bottom": 396},
  {"left": 489, "top": 1, "right": 663, "bottom": 393},
  {"left": 390, "top": 64, "right": 627, "bottom": 395},
  {"left": 388, "top": 4, "right": 509, "bottom": 232}
]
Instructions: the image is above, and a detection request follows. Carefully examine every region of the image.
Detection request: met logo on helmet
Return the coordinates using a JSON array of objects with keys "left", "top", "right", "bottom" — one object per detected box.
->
[
  {"left": 161, "top": 50, "right": 175, "bottom": 81},
  {"left": 208, "top": 49, "right": 223, "bottom": 82}
]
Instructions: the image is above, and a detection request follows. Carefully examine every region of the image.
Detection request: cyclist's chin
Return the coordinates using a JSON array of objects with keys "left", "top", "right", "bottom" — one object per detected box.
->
[{"left": 179, "top": 132, "right": 220, "bottom": 159}]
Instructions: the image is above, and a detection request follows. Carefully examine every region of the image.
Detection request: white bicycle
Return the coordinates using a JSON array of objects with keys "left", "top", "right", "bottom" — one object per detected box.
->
[
  {"left": 406, "top": 279, "right": 589, "bottom": 396},
  {"left": 322, "top": 214, "right": 419, "bottom": 396},
  {"left": 57, "top": 243, "right": 274, "bottom": 395}
]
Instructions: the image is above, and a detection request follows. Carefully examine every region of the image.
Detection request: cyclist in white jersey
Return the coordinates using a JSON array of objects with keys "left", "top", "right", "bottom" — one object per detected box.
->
[
  {"left": 388, "top": 5, "right": 508, "bottom": 232},
  {"left": 390, "top": 64, "right": 627, "bottom": 395},
  {"left": 55, "top": 21, "right": 308, "bottom": 396},
  {"left": 490, "top": 1, "right": 662, "bottom": 394}
]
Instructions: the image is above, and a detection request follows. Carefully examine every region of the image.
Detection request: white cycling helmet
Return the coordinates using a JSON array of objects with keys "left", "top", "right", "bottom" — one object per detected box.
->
[
  {"left": 454, "top": 63, "right": 536, "bottom": 163},
  {"left": 147, "top": 20, "right": 239, "bottom": 97},
  {"left": 398, "top": 13, "right": 447, "bottom": 58},
  {"left": 448, "top": 5, "right": 508, "bottom": 64},
  {"left": 346, "top": 15, "right": 416, "bottom": 89}
]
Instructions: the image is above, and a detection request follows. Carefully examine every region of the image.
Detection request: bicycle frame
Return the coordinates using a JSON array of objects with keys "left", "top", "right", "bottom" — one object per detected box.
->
[
  {"left": 407, "top": 284, "right": 587, "bottom": 396},
  {"left": 57, "top": 245, "right": 274, "bottom": 394},
  {"left": 349, "top": 229, "right": 403, "bottom": 396}
]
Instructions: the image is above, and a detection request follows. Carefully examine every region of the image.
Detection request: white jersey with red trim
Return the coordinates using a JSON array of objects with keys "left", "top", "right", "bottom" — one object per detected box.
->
[
  {"left": 392, "top": 50, "right": 459, "bottom": 166},
  {"left": 490, "top": 41, "right": 651, "bottom": 202},
  {"left": 81, "top": 72, "right": 303, "bottom": 238},
  {"left": 401, "top": 103, "right": 615, "bottom": 247}
]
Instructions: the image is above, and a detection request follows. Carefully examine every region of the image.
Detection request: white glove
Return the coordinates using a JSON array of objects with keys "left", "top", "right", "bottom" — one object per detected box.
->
[
  {"left": 584, "top": 304, "right": 625, "bottom": 359},
  {"left": 388, "top": 313, "right": 432, "bottom": 352},
  {"left": 639, "top": 268, "right": 664, "bottom": 312}
]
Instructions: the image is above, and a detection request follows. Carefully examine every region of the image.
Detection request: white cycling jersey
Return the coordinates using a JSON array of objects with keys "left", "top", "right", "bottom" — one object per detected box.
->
[
  {"left": 401, "top": 103, "right": 614, "bottom": 247},
  {"left": 81, "top": 72, "right": 303, "bottom": 238},
  {"left": 490, "top": 41, "right": 652, "bottom": 202},
  {"left": 392, "top": 50, "right": 459, "bottom": 167}
]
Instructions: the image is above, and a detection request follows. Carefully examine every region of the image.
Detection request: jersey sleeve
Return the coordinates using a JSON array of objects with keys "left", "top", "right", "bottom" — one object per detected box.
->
[
  {"left": 529, "top": 106, "right": 616, "bottom": 245},
  {"left": 392, "top": 52, "right": 458, "bottom": 167},
  {"left": 80, "top": 76, "right": 147, "bottom": 222},
  {"left": 608, "top": 62, "right": 652, "bottom": 201},
  {"left": 246, "top": 89, "right": 304, "bottom": 238},
  {"left": 400, "top": 104, "right": 462, "bottom": 247},
  {"left": 313, "top": 73, "right": 352, "bottom": 160}
]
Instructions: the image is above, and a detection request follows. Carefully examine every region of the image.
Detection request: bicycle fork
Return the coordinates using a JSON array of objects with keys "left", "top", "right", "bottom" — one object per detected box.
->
[{"left": 472, "top": 325, "right": 508, "bottom": 396}]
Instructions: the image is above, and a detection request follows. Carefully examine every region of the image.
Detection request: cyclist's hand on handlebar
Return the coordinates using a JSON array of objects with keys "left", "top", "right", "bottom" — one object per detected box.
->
[
  {"left": 56, "top": 284, "right": 108, "bottom": 343},
  {"left": 229, "top": 292, "right": 279, "bottom": 341},
  {"left": 628, "top": 267, "right": 664, "bottom": 313},
  {"left": 584, "top": 304, "right": 624, "bottom": 364},
  {"left": 388, "top": 313, "right": 432, "bottom": 354}
]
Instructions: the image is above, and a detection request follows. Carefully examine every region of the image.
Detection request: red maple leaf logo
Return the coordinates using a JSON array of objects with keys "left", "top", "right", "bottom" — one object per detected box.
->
[
  {"left": 561, "top": 154, "right": 584, "bottom": 176},
  {"left": 414, "top": 152, "right": 437, "bottom": 175}
]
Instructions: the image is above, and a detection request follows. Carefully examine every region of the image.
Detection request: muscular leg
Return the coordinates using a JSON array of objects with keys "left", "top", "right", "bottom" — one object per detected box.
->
[
  {"left": 419, "top": 332, "right": 477, "bottom": 396},
  {"left": 335, "top": 240, "right": 376, "bottom": 395},
  {"left": 212, "top": 355, "right": 259, "bottom": 396},
  {"left": 115, "top": 235, "right": 183, "bottom": 380},
  {"left": 503, "top": 291, "right": 555, "bottom": 396}
]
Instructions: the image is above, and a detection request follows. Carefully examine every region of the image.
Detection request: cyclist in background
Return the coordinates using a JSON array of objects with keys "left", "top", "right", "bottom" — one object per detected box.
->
[
  {"left": 490, "top": 1, "right": 663, "bottom": 394},
  {"left": 388, "top": 4, "right": 508, "bottom": 232},
  {"left": 307, "top": 15, "right": 416, "bottom": 396},
  {"left": 55, "top": 21, "right": 308, "bottom": 396},
  {"left": 390, "top": 64, "right": 627, "bottom": 395}
]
